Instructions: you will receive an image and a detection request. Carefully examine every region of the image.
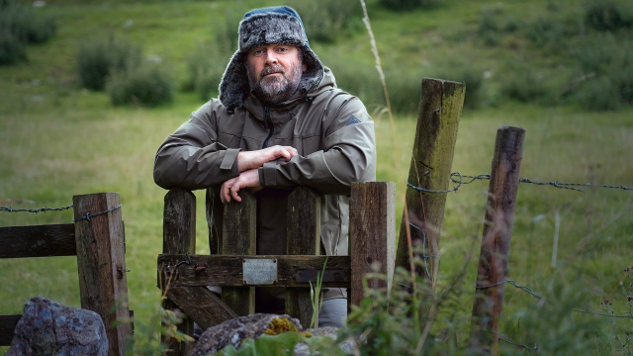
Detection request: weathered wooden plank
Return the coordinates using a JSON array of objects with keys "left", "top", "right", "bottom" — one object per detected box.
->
[
  {"left": 469, "top": 127, "right": 525, "bottom": 355},
  {"left": 0, "top": 223, "right": 76, "bottom": 258},
  {"left": 0, "top": 314, "right": 21, "bottom": 346},
  {"left": 395, "top": 78, "right": 465, "bottom": 289},
  {"left": 221, "top": 191, "right": 256, "bottom": 316},
  {"left": 73, "top": 192, "right": 131, "bottom": 356},
  {"left": 166, "top": 286, "right": 237, "bottom": 330},
  {"left": 286, "top": 187, "right": 321, "bottom": 328},
  {"left": 160, "top": 188, "right": 196, "bottom": 356},
  {"left": 158, "top": 255, "right": 351, "bottom": 288},
  {"left": 349, "top": 182, "right": 396, "bottom": 306}
]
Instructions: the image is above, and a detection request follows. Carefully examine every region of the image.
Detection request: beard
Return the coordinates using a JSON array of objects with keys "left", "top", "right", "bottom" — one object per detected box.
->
[{"left": 247, "top": 63, "right": 303, "bottom": 105}]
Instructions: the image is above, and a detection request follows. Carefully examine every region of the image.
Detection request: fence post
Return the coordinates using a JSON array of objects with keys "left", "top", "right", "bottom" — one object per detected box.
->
[
  {"left": 469, "top": 126, "right": 525, "bottom": 355},
  {"left": 222, "top": 190, "right": 256, "bottom": 316},
  {"left": 160, "top": 188, "right": 196, "bottom": 356},
  {"left": 285, "top": 187, "right": 321, "bottom": 328},
  {"left": 350, "top": 182, "right": 396, "bottom": 306},
  {"left": 395, "top": 78, "right": 465, "bottom": 289},
  {"left": 73, "top": 192, "right": 132, "bottom": 356}
]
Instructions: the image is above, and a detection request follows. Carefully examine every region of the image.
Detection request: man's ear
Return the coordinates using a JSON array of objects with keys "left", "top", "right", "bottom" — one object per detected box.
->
[{"left": 302, "top": 63, "right": 307, "bottom": 72}]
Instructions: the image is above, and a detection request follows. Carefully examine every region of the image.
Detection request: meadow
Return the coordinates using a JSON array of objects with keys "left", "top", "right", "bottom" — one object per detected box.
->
[{"left": 1, "top": 0, "right": 632, "bottom": 354}]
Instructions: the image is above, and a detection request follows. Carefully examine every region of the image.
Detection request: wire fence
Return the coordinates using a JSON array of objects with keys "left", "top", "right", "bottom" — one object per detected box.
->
[
  {"left": 0, "top": 204, "right": 121, "bottom": 222},
  {"left": 407, "top": 172, "right": 633, "bottom": 194}
]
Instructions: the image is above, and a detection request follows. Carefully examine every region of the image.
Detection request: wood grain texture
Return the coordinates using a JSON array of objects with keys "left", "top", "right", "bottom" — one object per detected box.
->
[
  {"left": 395, "top": 78, "right": 465, "bottom": 289},
  {"left": 285, "top": 187, "right": 321, "bottom": 328},
  {"left": 469, "top": 127, "right": 525, "bottom": 354},
  {"left": 221, "top": 191, "right": 256, "bottom": 316},
  {"left": 349, "top": 182, "right": 396, "bottom": 306},
  {"left": 166, "top": 286, "right": 237, "bottom": 330},
  {"left": 160, "top": 188, "right": 196, "bottom": 356},
  {"left": 0, "top": 223, "right": 75, "bottom": 258},
  {"left": 158, "top": 255, "right": 351, "bottom": 288},
  {"left": 73, "top": 192, "right": 131, "bottom": 356}
]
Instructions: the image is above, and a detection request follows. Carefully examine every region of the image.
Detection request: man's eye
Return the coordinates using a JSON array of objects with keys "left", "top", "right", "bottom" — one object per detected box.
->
[
  {"left": 254, "top": 49, "right": 265, "bottom": 56},
  {"left": 277, "top": 47, "right": 288, "bottom": 53}
]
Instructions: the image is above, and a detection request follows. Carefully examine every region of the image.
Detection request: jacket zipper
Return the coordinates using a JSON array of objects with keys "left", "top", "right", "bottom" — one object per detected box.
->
[{"left": 262, "top": 106, "right": 274, "bottom": 148}]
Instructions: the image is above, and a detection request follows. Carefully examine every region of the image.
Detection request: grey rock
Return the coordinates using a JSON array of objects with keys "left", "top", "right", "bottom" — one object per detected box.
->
[
  {"left": 189, "top": 314, "right": 302, "bottom": 356},
  {"left": 6, "top": 296, "right": 108, "bottom": 356},
  {"left": 294, "top": 327, "right": 357, "bottom": 356}
]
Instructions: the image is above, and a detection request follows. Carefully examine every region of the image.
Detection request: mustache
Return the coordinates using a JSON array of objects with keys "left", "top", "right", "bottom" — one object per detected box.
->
[{"left": 260, "top": 65, "right": 285, "bottom": 79}]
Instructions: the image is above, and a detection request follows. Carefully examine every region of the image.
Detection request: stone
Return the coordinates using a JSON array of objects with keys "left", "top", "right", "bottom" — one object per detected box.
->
[
  {"left": 189, "top": 313, "right": 302, "bottom": 356},
  {"left": 6, "top": 296, "right": 108, "bottom": 356},
  {"left": 294, "top": 327, "right": 357, "bottom": 356}
]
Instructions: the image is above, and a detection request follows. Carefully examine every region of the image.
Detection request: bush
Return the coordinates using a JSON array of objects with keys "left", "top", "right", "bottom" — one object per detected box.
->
[
  {"left": 107, "top": 63, "right": 174, "bottom": 107},
  {"left": 184, "top": 41, "right": 229, "bottom": 100},
  {"left": 0, "top": 1, "right": 56, "bottom": 65},
  {"left": 379, "top": 0, "right": 442, "bottom": 11},
  {"left": 0, "top": 30, "right": 26, "bottom": 65},
  {"left": 500, "top": 61, "right": 551, "bottom": 103},
  {"left": 568, "top": 33, "right": 633, "bottom": 110},
  {"left": 584, "top": 0, "right": 633, "bottom": 32},
  {"left": 288, "top": 0, "right": 362, "bottom": 43},
  {"left": 77, "top": 37, "right": 141, "bottom": 91}
]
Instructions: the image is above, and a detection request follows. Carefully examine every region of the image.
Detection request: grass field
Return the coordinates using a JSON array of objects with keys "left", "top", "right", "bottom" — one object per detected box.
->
[{"left": 1, "top": 0, "right": 633, "bottom": 353}]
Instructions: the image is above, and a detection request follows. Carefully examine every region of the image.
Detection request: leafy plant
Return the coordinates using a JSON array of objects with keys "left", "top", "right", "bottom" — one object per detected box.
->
[
  {"left": 107, "top": 62, "right": 174, "bottom": 107},
  {"left": 77, "top": 37, "right": 141, "bottom": 91},
  {"left": 584, "top": 0, "right": 633, "bottom": 32},
  {"left": 309, "top": 257, "right": 327, "bottom": 329},
  {"left": 0, "top": 0, "right": 56, "bottom": 65},
  {"left": 288, "top": 0, "right": 363, "bottom": 43}
]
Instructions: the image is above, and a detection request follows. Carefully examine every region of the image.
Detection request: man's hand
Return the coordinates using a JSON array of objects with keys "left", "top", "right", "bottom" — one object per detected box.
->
[
  {"left": 220, "top": 169, "right": 262, "bottom": 203},
  {"left": 237, "top": 145, "right": 298, "bottom": 172}
]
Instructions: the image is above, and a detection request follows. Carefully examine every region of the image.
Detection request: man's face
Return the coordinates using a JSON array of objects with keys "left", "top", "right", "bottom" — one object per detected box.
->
[{"left": 246, "top": 44, "right": 306, "bottom": 105}]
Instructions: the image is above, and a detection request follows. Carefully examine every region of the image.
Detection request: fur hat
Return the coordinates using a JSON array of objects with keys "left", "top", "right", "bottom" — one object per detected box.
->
[{"left": 218, "top": 6, "right": 324, "bottom": 110}]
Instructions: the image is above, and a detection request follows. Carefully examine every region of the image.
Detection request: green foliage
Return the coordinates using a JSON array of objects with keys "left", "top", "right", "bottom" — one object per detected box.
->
[
  {"left": 0, "top": 0, "right": 56, "bottom": 65},
  {"left": 500, "top": 60, "right": 551, "bottom": 103},
  {"left": 309, "top": 257, "right": 327, "bottom": 329},
  {"left": 584, "top": 0, "right": 633, "bottom": 32},
  {"left": 107, "top": 62, "right": 174, "bottom": 107},
  {"left": 288, "top": 0, "right": 363, "bottom": 43},
  {"left": 378, "top": 0, "right": 442, "bottom": 11},
  {"left": 77, "top": 37, "right": 142, "bottom": 91},
  {"left": 569, "top": 33, "right": 633, "bottom": 110},
  {"left": 184, "top": 41, "right": 228, "bottom": 100},
  {"left": 0, "top": 30, "right": 26, "bottom": 65}
]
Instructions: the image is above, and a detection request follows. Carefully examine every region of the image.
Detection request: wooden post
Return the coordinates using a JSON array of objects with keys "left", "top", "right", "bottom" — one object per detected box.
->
[
  {"left": 221, "top": 190, "right": 256, "bottom": 316},
  {"left": 469, "top": 127, "right": 525, "bottom": 355},
  {"left": 160, "top": 188, "right": 196, "bottom": 356},
  {"left": 395, "top": 78, "right": 465, "bottom": 289},
  {"left": 350, "top": 182, "right": 396, "bottom": 306},
  {"left": 73, "top": 192, "right": 132, "bottom": 356},
  {"left": 285, "top": 187, "right": 321, "bottom": 328}
]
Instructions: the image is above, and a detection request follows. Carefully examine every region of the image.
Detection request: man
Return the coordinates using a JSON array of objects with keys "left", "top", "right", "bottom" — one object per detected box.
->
[{"left": 153, "top": 6, "right": 376, "bottom": 327}]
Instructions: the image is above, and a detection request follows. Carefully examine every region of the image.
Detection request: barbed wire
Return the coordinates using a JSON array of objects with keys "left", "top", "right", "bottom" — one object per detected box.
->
[
  {"left": 496, "top": 332, "right": 540, "bottom": 352},
  {"left": 73, "top": 204, "right": 122, "bottom": 222},
  {"left": 0, "top": 203, "right": 122, "bottom": 222},
  {"left": 0, "top": 205, "right": 74, "bottom": 213},
  {"left": 408, "top": 172, "right": 633, "bottom": 194}
]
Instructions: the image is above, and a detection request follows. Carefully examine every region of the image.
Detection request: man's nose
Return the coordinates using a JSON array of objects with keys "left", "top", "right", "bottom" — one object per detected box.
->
[{"left": 265, "top": 50, "right": 278, "bottom": 64}]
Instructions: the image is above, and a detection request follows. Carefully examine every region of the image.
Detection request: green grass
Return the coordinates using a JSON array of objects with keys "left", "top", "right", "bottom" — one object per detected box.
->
[{"left": 1, "top": 0, "right": 633, "bottom": 353}]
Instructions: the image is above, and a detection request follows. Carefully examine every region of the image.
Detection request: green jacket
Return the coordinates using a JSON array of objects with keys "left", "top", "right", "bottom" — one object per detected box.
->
[{"left": 153, "top": 67, "right": 376, "bottom": 298}]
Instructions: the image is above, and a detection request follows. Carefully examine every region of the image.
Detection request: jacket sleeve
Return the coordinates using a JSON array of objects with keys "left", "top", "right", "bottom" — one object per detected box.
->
[
  {"left": 153, "top": 101, "right": 241, "bottom": 190},
  {"left": 258, "top": 96, "right": 376, "bottom": 195}
]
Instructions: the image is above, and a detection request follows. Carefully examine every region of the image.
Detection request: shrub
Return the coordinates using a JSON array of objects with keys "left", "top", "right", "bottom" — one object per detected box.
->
[
  {"left": 584, "top": 0, "right": 633, "bottom": 32},
  {"left": 77, "top": 37, "right": 141, "bottom": 91},
  {"left": 569, "top": 33, "right": 633, "bottom": 110},
  {"left": 107, "top": 63, "right": 174, "bottom": 107},
  {"left": 184, "top": 41, "right": 229, "bottom": 100},
  {"left": 0, "top": 30, "right": 26, "bottom": 65},
  {"left": 379, "top": 0, "right": 442, "bottom": 11},
  {"left": 288, "top": 0, "right": 362, "bottom": 43},
  {"left": 0, "top": 1, "right": 56, "bottom": 65},
  {"left": 500, "top": 61, "right": 550, "bottom": 103}
]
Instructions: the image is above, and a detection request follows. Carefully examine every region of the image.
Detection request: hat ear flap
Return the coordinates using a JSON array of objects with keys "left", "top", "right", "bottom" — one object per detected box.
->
[{"left": 219, "top": 52, "right": 250, "bottom": 110}]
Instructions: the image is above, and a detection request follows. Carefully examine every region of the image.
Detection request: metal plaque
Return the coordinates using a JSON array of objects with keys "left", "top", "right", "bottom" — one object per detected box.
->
[{"left": 242, "top": 258, "right": 277, "bottom": 285}]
